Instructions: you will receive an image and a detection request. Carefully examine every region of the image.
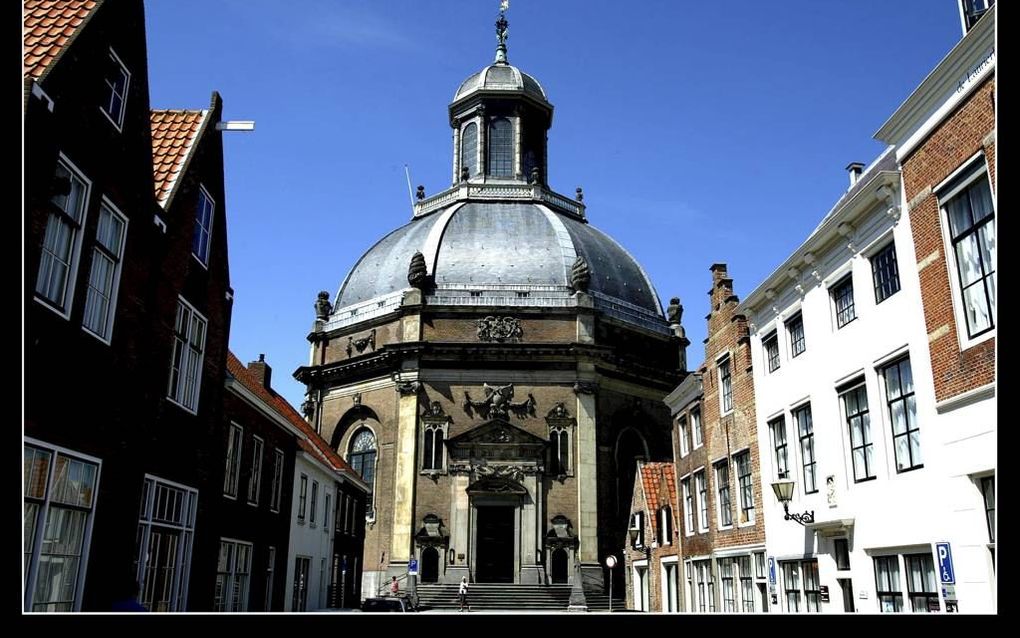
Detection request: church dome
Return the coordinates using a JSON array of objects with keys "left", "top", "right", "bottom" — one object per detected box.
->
[{"left": 453, "top": 63, "right": 548, "bottom": 104}]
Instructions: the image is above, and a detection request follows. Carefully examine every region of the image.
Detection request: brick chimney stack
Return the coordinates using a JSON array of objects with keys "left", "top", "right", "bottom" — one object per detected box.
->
[{"left": 248, "top": 354, "right": 272, "bottom": 391}]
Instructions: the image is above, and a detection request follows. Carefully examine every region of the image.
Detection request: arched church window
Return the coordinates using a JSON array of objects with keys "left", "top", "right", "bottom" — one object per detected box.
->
[
  {"left": 348, "top": 428, "right": 376, "bottom": 514},
  {"left": 422, "top": 424, "right": 445, "bottom": 471},
  {"left": 550, "top": 429, "right": 570, "bottom": 475},
  {"left": 461, "top": 122, "right": 478, "bottom": 178},
  {"left": 487, "top": 118, "right": 513, "bottom": 177}
]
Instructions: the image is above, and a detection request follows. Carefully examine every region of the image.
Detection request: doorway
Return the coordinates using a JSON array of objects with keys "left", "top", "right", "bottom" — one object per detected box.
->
[
  {"left": 551, "top": 548, "right": 568, "bottom": 583},
  {"left": 421, "top": 547, "right": 439, "bottom": 583},
  {"left": 475, "top": 506, "right": 515, "bottom": 583}
]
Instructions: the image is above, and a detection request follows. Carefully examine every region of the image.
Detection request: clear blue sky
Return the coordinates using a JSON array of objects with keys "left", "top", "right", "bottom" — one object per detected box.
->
[{"left": 144, "top": 0, "right": 963, "bottom": 410}]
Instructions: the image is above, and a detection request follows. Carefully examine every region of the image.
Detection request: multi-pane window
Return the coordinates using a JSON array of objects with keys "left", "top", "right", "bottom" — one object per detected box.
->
[
  {"left": 841, "top": 383, "right": 875, "bottom": 482},
  {"left": 36, "top": 159, "right": 89, "bottom": 314},
  {"left": 136, "top": 476, "right": 198, "bottom": 612},
  {"left": 981, "top": 476, "right": 995, "bottom": 542},
  {"left": 832, "top": 275, "right": 856, "bottom": 328},
  {"left": 872, "top": 242, "right": 901, "bottom": 303},
  {"left": 764, "top": 332, "right": 780, "bottom": 373},
  {"left": 782, "top": 560, "right": 821, "bottom": 612},
  {"left": 787, "top": 313, "right": 806, "bottom": 358},
  {"left": 192, "top": 186, "right": 215, "bottom": 266},
  {"left": 167, "top": 298, "right": 207, "bottom": 413},
  {"left": 292, "top": 557, "right": 310, "bottom": 611},
  {"left": 738, "top": 556, "right": 755, "bottom": 612},
  {"left": 834, "top": 538, "right": 851, "bottom": 571},
  {"left": 905, "top": 553, "right": 938, "bottom": 613},
  {"left": 718, "top": 356, "right": 733, "bottom": 413},
  {"left": 941, "top": 167, "right": 995, "bottom": 338},
  {"left": 782, "top": 562, "right": 800, "bottom": 612},
  {"left": 323, "top": 493, "right": 331, "bottom": 534},
  {"left": 23, "top": 444, "right": 100, "bottom": 612},
  {"left": 82, "top": 201, "right": 127, "bottom": 340},
  {"left": 223, "top": 424, "right": 242, "bottom": 498},
  {"left": 270, "top": 448, "right": 284, "bottom": 513},
  {"left": 264, "top": 547, "right": 276, "bottom": 611},
  {"left": 802, "top": 560, "right": 821, "bottom": 612},
  {"left": 794, "top": 404, "right": 817, "bottom": 493},
  {"left": 735, "top": 451, "right": 754, "bottom": 523},
  {"left": 348, "top": 429, "right": 376, "bottom": 515},
  {"left": 214, "top": 539, "right": 252, "bottom": 612},
  {"left": 769, "top": 416, "right": 789, "bottom": 479},
  {"left": 662, "top": 562, "right": 678, "bottom": 612},
  {"left": 297, "top": 475, "right": 308, "bottom": 523},
  {"left": 247, "top": 437, "right": 264, "bottom": 505},
  {"left": 678, "top": 417, "right": 689, "bottom": 457},
  {"left": 695, "top": 471, "right": 708, "bottom": 531},
  {"left": 691, "top": 409, "right": 703, "bottom": 448},
  {"left": 874, "top": 555, "right": 903, "bottom": 612},
  {"left": 422, "top": 424, "right": 445, "bottom": 471},
  {"left": 882, "top": 357, "right": 922, "bottom": 472},
  {"left": 694, "top": 561, "right": 713, "bottom": 612},
  {"left": 719, "top": 558, "right": 736, "bottom": 612},
  {"left": 101, "top": 49, "right": 130, "bottom": 128},
  {"left": 658, "top": 506, "right": 673, "bottom": 545},
  {"left": 715, "top": 460, "right": 732, "bottom": 528},
  {"left": 682, "top": 478, "right": 694, "bottom": 535},
  {"left": 487, "top": 118, "right": 513, "bottom": 177},
  {"left": 549, "top": 429, "right": 569, "bottom": 475},
  {"left": 310, "top": 481, "right": 319, "bottom": 526},
  {"left": 461, "top": 122, "right": 478, "bottom": 178}
]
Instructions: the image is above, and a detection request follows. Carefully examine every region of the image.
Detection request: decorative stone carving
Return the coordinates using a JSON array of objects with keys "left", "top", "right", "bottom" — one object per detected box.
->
[
  {"left": 300, "top": 397, "right": 315, "bottom": 420},
  {"left": 315, "top": 291, "right": 332, "bottom": 321},
  {"left": 424, "top": 400, "right": 446, "bottom": 417},
  {"left": 414, "top": 513, "right": 449, "bottom": 548},
  {"left": 461, "top": 166, "right": 470, "bottom": 182},
  {"left": 395, "top": 380, "right": 421, "bottom": 396},
  {"left": 407, "top": 251, "right": 428, "bottom": 289},
  {"left": 477, "top": 316, "right": 524, "bottom": 343},
  {"left": 476, "top": 464, "right": 526, "bottom": 483},
  {"left": 463, "top": 383, "right": 536, "bottom": 419},
  {"left": 572, "top": 381, "right": 597, "bottom": 395},
  {"left": 570, "top": 255, "right": 591, "bottom": 292},
  {"left": 575, "top": 187, "right": 584, "bottom": 202},
  {"left": 666, "top": 297, "right": 683, "bottom": 325},
  {"left": 346, "top": 328, "right": 376, "bottom": 357},
  {"left": 530, "top": 166, "right": 541, "bottom": 184},
  {"left": 547, "top": 402, "right": 570, "bottom": 419},
  {"left": 416, "top": 185, "right": 426, "bottom": 201},
  {"left": 352, "top": 393, "right": 362, "bottom": 406}
]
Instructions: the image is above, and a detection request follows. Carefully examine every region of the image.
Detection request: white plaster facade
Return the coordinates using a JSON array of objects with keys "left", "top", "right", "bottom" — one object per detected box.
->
[{"left": 284, "top": 450, "right": 336, "bottom": 611}]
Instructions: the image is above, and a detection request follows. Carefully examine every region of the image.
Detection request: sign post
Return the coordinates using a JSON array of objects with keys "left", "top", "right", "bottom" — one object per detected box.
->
[
  {"left": 606, "top": 555, "right": 617, "bottom": 613},
  {"left": 936, "top": 542, "right": 957, "bottom": 612}
]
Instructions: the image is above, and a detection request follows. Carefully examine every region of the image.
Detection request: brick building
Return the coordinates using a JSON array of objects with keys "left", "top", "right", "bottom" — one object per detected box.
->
[
  {"left": 872, "top": 1, "right": 995, "bottom": 611},
  {"left": 24, "top": 0, "right": 234, "bottom": 611},
  {"left": 665, "top": 265, "right": 768, "bottom": 613},
  {"left": 623, "top": 462, "right": 680, "bottom": 612}
]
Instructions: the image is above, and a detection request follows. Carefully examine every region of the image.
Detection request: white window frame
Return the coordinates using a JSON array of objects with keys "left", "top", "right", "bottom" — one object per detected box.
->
[
  {"left": 421, "top": 421, "right": 450, "bottom": 473},
  {"left": 769, "top": 414, "right": 791, "bottom": 480},
  {"left": 632, "top": 561, "right": 650, "bottom": 612},
  {"left": 247, "top": 435, "right": 264, "bottom": 505},
  {"left": 166, "top": 297, "right": 208, "bottom": 414},
  {"left": 695, "top": 469, "right": 709, "bottom": 533},
  {"left": 323, "top": 491, "right": 331, "bottom": 534},
  {"left": 691, "top": 407, "right": 703, "bottom": 449},
  {"left": 763, "top": 330, "right": 781, "bottom": 373},
  {"left": 871, "top": 547, "right": 941, "bottom": 613},
  {"left": 270, "top": 448, "right": 284, "bottom": 513},
  {"left": 214, "top": 538, "right": 253, "bottom": 612},
  {"left": 136, "top": 474, "right": 198, "bottom": 612},
  {"left": 715, "top": 459, "right": 733, "bottom": 529},
  {"left": 734, "top": 448, "right": 755, "bottom": 525},
  {"left": 23, "top": 438, "right": 102, "bottom": 612},
  {"left": 35, "top": 153, "right": 91, "bottom": 319},
  {"left": 192, "top": 184, "right": 215, "bottom": 268},
  {"left": 934, "top": 154, "right": 997, "bottom": 351},
  {"left": 658, "top": 505, "right": 673, "bottom": 546},
  {"left": 660, "top": 556, "right": 680, "bottom": 613},
  {"left": 310, "top": 480, "right": 319, "bottom": 528},
  {"left": 223, "top": 423, "right": 243, "bottom": 498},
  {"left": 681, "top": 476, "right": 694, "bottom": 537},
  {"left": 677, "top": 415, "right": 689, "bottom": 457},
  {"left": 830, "top": 270, "right": 858, "bottom": 330},
  {"left": 99, "top": 48, "right": 130, "bottom": 131},
  {"left": 839, "top": 379, "right": 877, "bottom": 483},
  {"left": 81, "top": 196, "right": 128, "bottom": 343},
  {"left": 264, "top": 546, "right": 276, "bottom": 611},
  {"left": 786, "top": 311, "right": 806, "bottom": 358},
  {"left": 297, "top": 474, "right": 308, "bottom": 524},
  {"left": 717, "top": 354, "right": 733, "bottom": 415}
]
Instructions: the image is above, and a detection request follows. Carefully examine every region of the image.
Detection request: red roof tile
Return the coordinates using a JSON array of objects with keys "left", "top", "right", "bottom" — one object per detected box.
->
[
  {"left": 23, "top": 0, "right": 100, "bottom": 80},
  {"left": 226, "top": 351, "right": 363, "bottom": 485},
  {"left": 150, "top": 109, "right": 207, "bottom": 207},
  {"left": 639, "top": 462, "right": 677, "bottom": 539}
]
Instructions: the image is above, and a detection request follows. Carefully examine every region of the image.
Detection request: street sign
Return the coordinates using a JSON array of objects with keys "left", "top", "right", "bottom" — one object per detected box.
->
[
  {"left": 936, "top": 542, "right": 955, "bottom": 584},
  {"left": 941, "top": 584, "right": 957, "bottom": 601},
  {"left": 408, "top": 558, "right": 419, "bottom": 576},
  {"left": 819, "top": 585, "right": 830, "bottom": 603},
  {"left": 768, "top": 557, "right": 776, "bottom": 585},
  {"left": 605, "top": 555, "right": 617, "bottom": 569}
]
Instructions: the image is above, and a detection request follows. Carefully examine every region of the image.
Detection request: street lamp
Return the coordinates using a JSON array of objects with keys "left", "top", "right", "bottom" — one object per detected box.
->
[
  {"left": 771, "top": 478, "right": 814, "bottom": 525},
  {"left": 628, "top": 526, "right": 651, "bottom": 560}
]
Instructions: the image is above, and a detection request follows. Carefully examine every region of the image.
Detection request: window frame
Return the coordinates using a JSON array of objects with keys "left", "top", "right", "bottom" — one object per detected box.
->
[
  {"left": 348, "top": 428, "right": 377, "bottom": 518},
  {"left": 881, "top": 356, "right": 923, "bottom": 473},
  {"left": 214, "top": 538, "right": 253, "bottom": 612},
  {"left": 486, "top": 117, "right": 514, "bottom": 177},
  {"left": 871, "top": 241, "right": 902, "bottom": 304},
  {"left": 135, "top": 474, "right": 198, "bottom": 612},
  {"left": 461, "top": 120, "right": 479, "bottom": 178},
  {"left": 719, "top": 557, "right": 737, "bottom": 612},
  {"left": 763, "top": 331, "right": 781, "bottom": 373},
  {"left": 718, "top": 355, "right": 733, "bottom": 414},
  {"left": 787, "top": 312, "right": 806, "bottom": 358},
  {"left": 681, "top": 477, "right": 695, "bottom": 537},
  {"left": 99, "top": 48, "right": 130, "bottom": 131},
  {"left": 831, "top": 274, "right": 857, "bottom": 329},
  {"left": 840, "top": 381, "right": 876, "bottom": 482},
  {"left": 935, "top": 157, "right": 996, "bottom": 347},
  {"left": 769, "top": 415, "right": 790, "bottom": 480},
  {"left": 247, "top": 435, "right": 264, "bottom": 505},
  {"left": 421, "top": 421, "right": 448, "bottom": 473},
  {"left": 265, "top": 546, "right": 276, "bottom": 611},
  {"left": 34, "top": 153, "right": 92, "bottom": 318},
  {"left": 166, "top": 297, "right": 208, "bottom": 414},
  {"left": 734, "top": 450, "right": 755, "bottom": 524},
  {"left": 270, "top": 448, "right": 285, "bottom": 513},
  {"left": 677, "top": 416, "right": 689, "bottom": 457},
  {"left": 715, "top": 459, "right": 733, "bottom": 529},
  {"left": 323, "top": 491, "right": 331, "bottom": 535},
  {"left": 192, "top": 185, "right": 215, "bottom": 268},
  {"left": 309, "top": 480, "right": 319, "bottom": 527},
  {"left": 223, "top": 423, "right": 243, "bottom": 498},
  {"left": 658, "top": 505, "right": 674, "bottom": 546},
  {"left": 981, "top": 475, "right": 995, "bottom": 543},
  {"left": 691, "top": 408, "right": 703, "bottom": 449},
  {"left": 695, "top": 470, "right": 709, "bottom": 532},
  {"left": 81, "top": 197, "right": 128, "bottom": 343},
  {"left": 793, "top": 403, "right": 817, "bottom": 493},
  {"left": 874, "top": 554, "right": 904, "bottom": 612},
  {"left": 297, "top": 474, "right": 308, "bottom": 524}
]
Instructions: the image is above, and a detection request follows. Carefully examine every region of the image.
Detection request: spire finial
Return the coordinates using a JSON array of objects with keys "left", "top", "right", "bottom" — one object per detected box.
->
[{"left": 495, "top": 1, "right": 509, "bottom": 64}]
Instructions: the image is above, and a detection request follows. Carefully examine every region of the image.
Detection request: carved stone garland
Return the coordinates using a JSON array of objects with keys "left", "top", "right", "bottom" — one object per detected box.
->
[
  {"left": 346, "top": 328, "right": 376, "bottom": 358},
  {"left": 476, "top": 316, "right": 524, "bottom": 343},
  {"left": 463, "top": 382, "right": 536, "bottom": 419}
]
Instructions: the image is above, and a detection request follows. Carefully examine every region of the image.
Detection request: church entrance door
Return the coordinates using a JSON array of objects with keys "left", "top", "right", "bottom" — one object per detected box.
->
[
  {"left": 420, "top": 547, "right": 439, "bottom": 583},
  {"left": 551, "top": 548, "right": 568, "bottom": 583},
  {"left": 475, "top": 506, "right": 515, "bottom": 583}
]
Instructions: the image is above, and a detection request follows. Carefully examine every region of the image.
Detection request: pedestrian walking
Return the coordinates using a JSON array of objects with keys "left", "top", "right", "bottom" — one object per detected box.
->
[
  {"left": 458, "top": 576, "right": 470, "bottom": 611},
  {"left": 390, "top": 576, "right": 400, "bottom": 596}
]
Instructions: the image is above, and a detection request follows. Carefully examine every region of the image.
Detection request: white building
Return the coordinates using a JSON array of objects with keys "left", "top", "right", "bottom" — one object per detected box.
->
[
  {"left": 738, "top": 147, "right": 972, "bottom": 613},
  {"left": 285, "top": 441, "right": 338, "bottom": 611}
]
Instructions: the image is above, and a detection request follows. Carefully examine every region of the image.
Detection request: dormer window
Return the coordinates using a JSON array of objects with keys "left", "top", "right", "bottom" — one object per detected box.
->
[
  {"left": 487, "top": 118, "right": 513, "bottom": 177},
  {"left": 101, "top": 49, "right": 130, "bottom": 130},
  {"left": 461, "top": 122, "right": 478, "bottom": 178}
]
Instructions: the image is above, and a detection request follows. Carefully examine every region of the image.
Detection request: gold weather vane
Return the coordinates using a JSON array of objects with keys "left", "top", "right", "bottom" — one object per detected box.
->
[{"left": 495, "top": 0, "right": 510, "bottom": 64}]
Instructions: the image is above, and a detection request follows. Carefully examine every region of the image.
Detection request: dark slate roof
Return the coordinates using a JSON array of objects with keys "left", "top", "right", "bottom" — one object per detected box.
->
[
  {"left": 334, "top": 201, "right": 662, "bottom": 316},
  {"left": 454, "top": 63, "right": 548, "bottom": 103}
]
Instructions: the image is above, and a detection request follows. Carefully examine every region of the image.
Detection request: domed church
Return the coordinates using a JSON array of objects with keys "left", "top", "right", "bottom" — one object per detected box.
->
[{"left": 295, "top": 7, "right": 689, "bottom": 604}]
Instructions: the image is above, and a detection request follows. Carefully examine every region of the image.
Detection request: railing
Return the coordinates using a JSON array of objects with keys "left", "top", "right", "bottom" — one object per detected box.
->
[
  {"left": 374, "top": 573, "right": 418, "bottom": 609},
  {"left": 412, "top": 182, "right": 586, "bottom": 220}
]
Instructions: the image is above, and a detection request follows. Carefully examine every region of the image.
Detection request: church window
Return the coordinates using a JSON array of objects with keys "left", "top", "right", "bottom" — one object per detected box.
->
[
  {"left": 487, "top": 118, "right": 513, "bottom": 177},
  {"left": 461, "top": 122, "right": 478, "bottom": 177},
  {"left": 348, "top": 429, "right": 376, "bottom": 516},
  {"left": 422, "top": 423, "right": 445, "bottom": 471}
]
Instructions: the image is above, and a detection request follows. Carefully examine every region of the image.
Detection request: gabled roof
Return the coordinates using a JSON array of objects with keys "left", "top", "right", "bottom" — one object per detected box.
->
[
  {"left": 23, "top": 0, "right": 101, "bottom": 81},
  {"left": 639, "top": 462, "right": 677, "bottom": 539},
  {"left": 226, "top": 351, "right": 367, "bottom": 492},
  {"left": 150, "top": 109, "right": 209, "bottom": 208}
]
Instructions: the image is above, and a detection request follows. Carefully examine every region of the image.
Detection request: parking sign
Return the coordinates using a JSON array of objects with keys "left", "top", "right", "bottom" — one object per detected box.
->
[
  {"left": 768, "top": 557, "right": 776, "bottom": 585},
  {"left": 936, "top": 542, "right": 955, "bottom": 584},
  {"left": 408, "top": 558, "right": 419, "bottom": 576}
]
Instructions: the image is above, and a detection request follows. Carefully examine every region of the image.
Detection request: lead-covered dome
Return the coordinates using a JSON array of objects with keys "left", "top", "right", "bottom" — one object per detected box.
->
[{"left": 454, "top": 63, "right": 548, "bottom": 104}]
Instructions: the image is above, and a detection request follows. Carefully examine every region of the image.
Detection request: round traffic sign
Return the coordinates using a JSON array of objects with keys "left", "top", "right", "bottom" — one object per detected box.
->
[{"left": 605, "top": 555, "right": 617, "bottom": 568}]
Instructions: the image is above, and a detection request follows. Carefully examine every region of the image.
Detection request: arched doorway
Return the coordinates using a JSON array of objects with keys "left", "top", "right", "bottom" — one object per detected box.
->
[
  {"left": 551, "top": 548, "right": 568, "bottom": 584},
  {"left": 421, "top": 547, "right": 439, "bottom": 583}
]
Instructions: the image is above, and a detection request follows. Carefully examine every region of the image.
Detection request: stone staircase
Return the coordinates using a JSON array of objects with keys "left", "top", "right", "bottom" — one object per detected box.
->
[{"left": 414, "top": 583, "right": 621, "bottom": 612}]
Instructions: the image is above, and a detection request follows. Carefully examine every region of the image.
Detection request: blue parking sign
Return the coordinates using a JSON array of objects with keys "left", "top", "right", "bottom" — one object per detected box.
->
[
  {"left": 936, "top": 542, "right": 955, "bottom": 584},
  {"left": 768, "top": 557, "right": 776, "bottom": 585},
  {"left": 408, "top": 558, "right": 419, "bottom": 576}
]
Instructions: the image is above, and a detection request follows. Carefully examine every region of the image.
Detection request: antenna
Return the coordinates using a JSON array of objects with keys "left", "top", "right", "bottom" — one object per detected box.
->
[{"left": 404, "top": 164, "right": 415, "bottom": 215}]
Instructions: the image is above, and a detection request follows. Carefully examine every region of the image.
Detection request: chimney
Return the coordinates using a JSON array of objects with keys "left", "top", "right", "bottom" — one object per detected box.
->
[
  {"left": 248, "top": 354, "right": 272, "bottom": 391},
  {"left": 846, "top": 162, "right": 865, "bottom": 187}
]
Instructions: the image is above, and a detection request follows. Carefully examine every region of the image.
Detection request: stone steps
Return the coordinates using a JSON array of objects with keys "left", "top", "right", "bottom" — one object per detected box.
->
[{"left": 415, "top": 583, "right": 620, "bottom": 611}]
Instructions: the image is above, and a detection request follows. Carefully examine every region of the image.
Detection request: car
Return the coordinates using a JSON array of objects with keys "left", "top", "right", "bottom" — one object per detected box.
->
[{"left": 360, "top": 596, "right": 417, "bottom": 612}]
